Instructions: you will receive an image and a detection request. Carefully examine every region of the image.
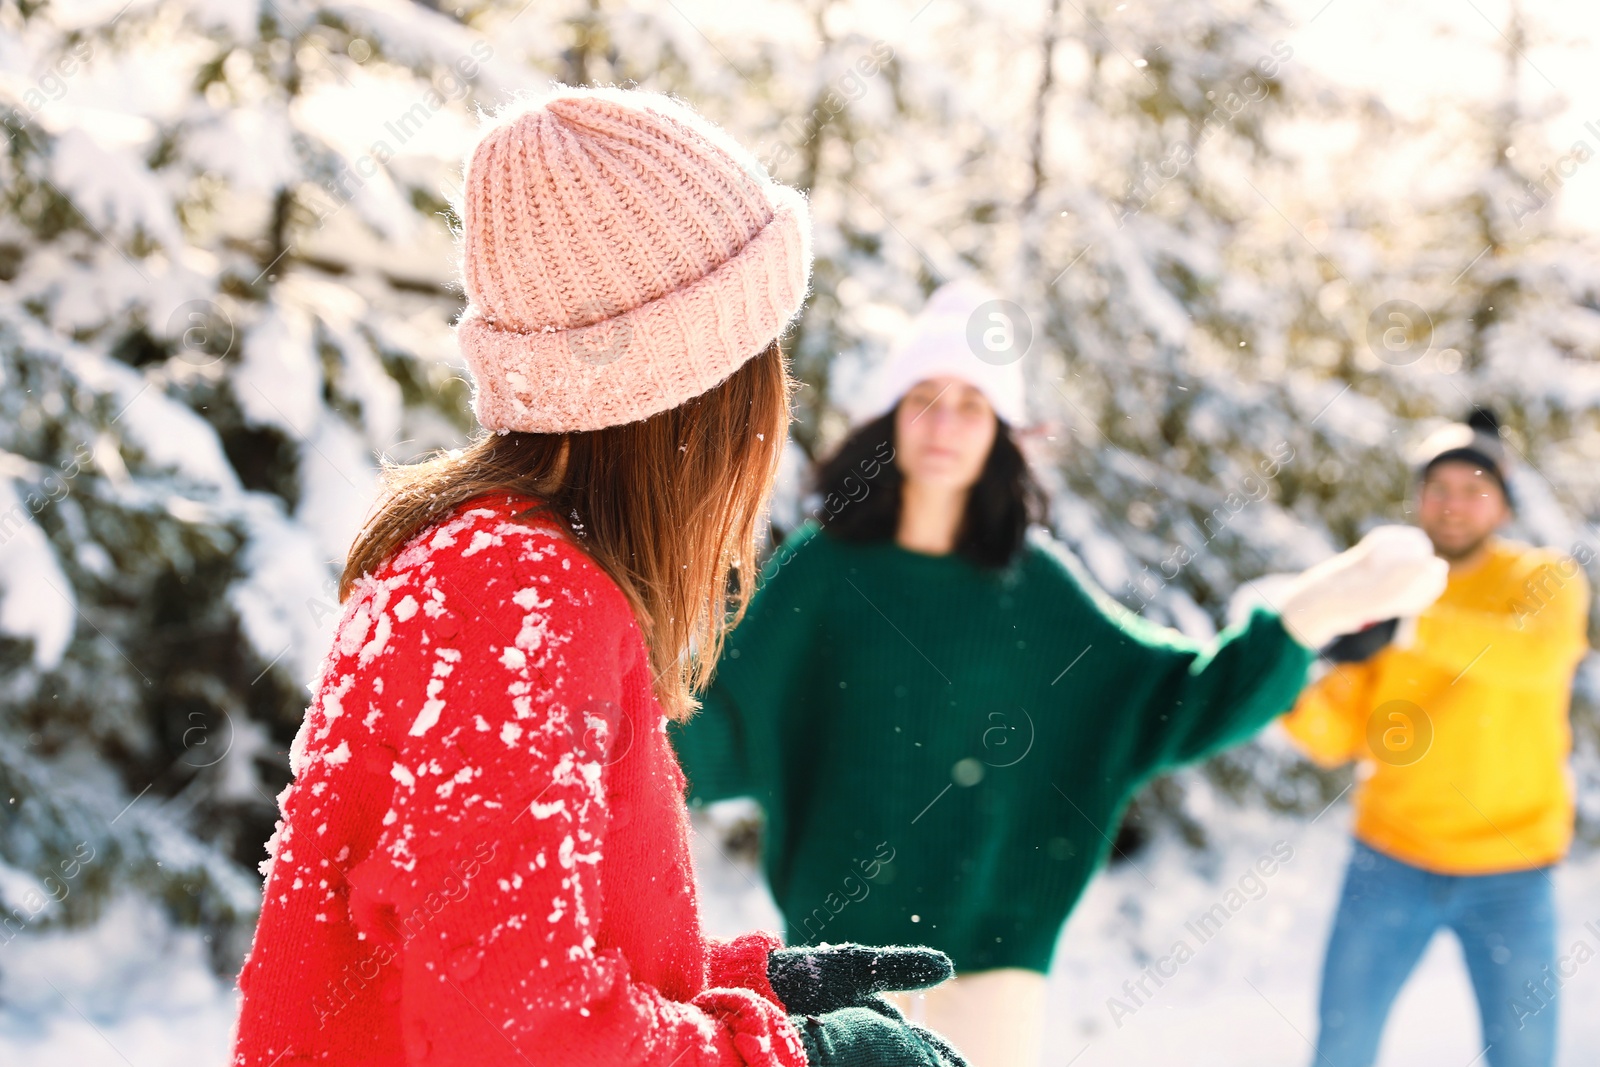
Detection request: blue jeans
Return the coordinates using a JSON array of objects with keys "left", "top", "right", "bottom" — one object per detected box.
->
[{"left": 1314, "top": 840, "right": 1558, "bottom": 1067}]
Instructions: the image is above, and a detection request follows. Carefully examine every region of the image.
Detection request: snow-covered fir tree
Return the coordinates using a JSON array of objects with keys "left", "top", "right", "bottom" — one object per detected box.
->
[{"left": 0, "top": 0, "right": 538, "bottom": 967}]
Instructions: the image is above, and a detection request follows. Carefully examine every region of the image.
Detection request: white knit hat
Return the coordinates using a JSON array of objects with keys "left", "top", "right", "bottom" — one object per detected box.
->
[{"left": 858, "top": 278, "right": 1029, "bottom": 427}]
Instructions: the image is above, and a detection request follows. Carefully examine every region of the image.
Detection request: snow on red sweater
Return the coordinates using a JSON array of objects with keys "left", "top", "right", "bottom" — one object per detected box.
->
[{"left": 232, "top": 492, "right": 805, "bottom": 1067}]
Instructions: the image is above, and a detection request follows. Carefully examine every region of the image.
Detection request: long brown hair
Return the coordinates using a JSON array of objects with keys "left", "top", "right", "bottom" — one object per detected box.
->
[{"left": 341, "top": 342, "right": 793, "bottom": 720}]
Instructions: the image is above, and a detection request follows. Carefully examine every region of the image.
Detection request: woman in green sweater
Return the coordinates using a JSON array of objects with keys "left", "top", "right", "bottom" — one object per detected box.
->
[{"left": 670, "top": 280, "right": 1447, "bottom": 1066}]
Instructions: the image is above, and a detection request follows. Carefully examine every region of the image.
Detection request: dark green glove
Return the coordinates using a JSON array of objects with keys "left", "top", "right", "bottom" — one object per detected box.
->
[
  {"left": 857, "top": 994, "right": 971, "bottom": 1067},
  {"left": 793, "top": 996, "right": 970, "bottom": 1067},
  {"left": 767, "top": 943, "right": 953, "bottom": 1015},
  {"left": 1321, "top": 617, "right": 1399, "bottom": 663}
]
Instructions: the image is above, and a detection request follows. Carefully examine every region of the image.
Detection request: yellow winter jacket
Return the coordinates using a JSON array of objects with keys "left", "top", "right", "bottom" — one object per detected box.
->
[{"left": 1281, "top": 538, "right": 1590, "bottom": 874}]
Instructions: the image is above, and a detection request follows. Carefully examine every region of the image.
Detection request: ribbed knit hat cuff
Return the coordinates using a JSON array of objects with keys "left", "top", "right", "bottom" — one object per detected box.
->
[{"left": 458, "top": 184, "right": 812, "bottom": 434}]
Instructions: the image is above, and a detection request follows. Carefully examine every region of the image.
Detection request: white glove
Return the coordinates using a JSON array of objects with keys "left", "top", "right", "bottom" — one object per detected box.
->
[{"left": 1273, "top": 525, "right": 1449, "bottom": 650}]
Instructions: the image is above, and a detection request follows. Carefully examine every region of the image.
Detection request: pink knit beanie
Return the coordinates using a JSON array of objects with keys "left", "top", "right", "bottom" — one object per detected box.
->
[{"left": 454, "top": 87, "right": 813, "bottom": 433}]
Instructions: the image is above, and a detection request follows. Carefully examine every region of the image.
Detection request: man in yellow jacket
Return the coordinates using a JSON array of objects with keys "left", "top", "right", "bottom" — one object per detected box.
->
[{"left": 1282, "top": 411, "right": 1591, "bottom": 1067}]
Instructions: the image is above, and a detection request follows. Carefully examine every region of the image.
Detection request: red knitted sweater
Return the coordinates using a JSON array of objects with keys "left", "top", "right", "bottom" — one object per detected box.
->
[{"left": 232, "top": 493, "right": 805, "bottom": 1067}]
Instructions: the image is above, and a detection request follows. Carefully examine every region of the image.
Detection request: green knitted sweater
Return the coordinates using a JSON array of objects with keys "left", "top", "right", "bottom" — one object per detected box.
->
[{"left": 669, "top": 522, "right": 1315, "bottom": 974}]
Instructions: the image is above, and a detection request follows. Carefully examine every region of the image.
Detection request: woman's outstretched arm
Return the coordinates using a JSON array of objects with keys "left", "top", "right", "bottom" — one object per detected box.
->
[{"left": 1032, "top": 534, "right": 1315, "bottom": 781}]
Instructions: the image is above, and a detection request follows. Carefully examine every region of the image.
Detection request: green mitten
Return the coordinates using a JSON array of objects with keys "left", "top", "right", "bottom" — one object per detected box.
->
[
  {"left": 768, "top": 943, "right": 953, "bottom": 1015},
  {"left": 793, "top": 1001, "right": 969, "bottom": 1067},
  {"left": 856, "top": 994, "right": 971, "bottom": 1067}
]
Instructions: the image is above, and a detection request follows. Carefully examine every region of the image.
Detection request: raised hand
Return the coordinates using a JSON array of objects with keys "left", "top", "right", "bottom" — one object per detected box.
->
[{"left": 1277, "top": 525, "right": 1448, "bottom": 650}]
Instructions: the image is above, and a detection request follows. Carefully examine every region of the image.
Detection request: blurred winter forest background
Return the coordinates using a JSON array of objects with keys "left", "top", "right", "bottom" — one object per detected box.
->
[{"left": 3, "top": 0, "right": 1600, "bottom": 1062}]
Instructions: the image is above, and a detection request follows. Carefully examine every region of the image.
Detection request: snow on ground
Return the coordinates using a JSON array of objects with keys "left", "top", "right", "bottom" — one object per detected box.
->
[
  {"left": 0, "top": 897, "right": 237, "bottom": 1066},
  {"left": 2, "top": 804, "right": 1595, "bottom": 1065}
]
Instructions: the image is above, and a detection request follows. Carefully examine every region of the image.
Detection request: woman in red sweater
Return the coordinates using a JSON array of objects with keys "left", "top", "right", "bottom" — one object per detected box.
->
[{"left": 231, "top": 88, "right": 962, "bottom": 1067}]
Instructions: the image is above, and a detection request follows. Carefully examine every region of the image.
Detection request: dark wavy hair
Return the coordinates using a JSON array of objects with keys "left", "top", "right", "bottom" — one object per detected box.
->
[{"left": 812, "top": 406, "right": 1048, "bottom": 569}]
